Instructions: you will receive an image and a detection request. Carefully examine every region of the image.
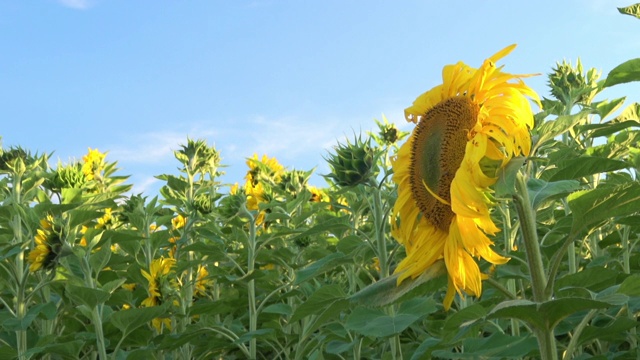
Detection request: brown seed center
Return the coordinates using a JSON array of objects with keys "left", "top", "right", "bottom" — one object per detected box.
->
[{"left": 409, "top": 96, "right": 478, "bottom": 231}]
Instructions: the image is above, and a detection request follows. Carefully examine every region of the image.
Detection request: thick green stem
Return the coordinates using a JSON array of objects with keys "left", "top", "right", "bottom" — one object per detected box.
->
[
  {"left": 372, "top": 186, "right": 389, "bottom": 278},
  {"left": 513, "top": 173, "right": 557, "bottom": 360},
  {"left": 247, "top": 212, "right": 258, "bottom": 360},
  {"left": 82, "top": 258, "right": 108, "bottom": 360}
]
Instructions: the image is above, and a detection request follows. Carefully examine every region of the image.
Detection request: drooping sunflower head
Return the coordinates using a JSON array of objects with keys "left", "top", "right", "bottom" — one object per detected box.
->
[
  {"left": 27, "top": 215, "right": 63, "bottom": 272},
  {"left": 392, "top": 45, "right": 540, "bottom": 310}
]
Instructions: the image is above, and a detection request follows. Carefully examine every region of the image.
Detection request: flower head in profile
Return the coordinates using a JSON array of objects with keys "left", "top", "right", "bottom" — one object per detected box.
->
[
  {"left": 391, "top": 45, "right": 540, "bottom": 310},
  {"left": 82, "top": 148, "right": 106, "bottom": 181},
  {"left": 27, "top": 215, "right": 62, "bottom": 272},
  {"left": 141, "top": 257, "right": 176, "bottom": 332},
  {"left": 246, "top": 154, "right": 285, "bottom": 186}
]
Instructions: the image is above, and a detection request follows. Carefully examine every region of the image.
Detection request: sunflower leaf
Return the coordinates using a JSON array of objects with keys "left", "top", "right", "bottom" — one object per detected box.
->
[
  {"left": 432, "top": 333, "right": 538, "bottom": 359},
  {"left": 603, "top": 58, "right": 640, "bottom": 88},
  {"left": 345, "top": 297, "right": 437, "bottom": 337},
  {"left": 527, "top": 178, "right": 580, "bottom": 209},
  {"left": 549, "top": 157, "right": 630, "bottom": 181},
  {"left": 618, "top": 3, "right": 640, "bottom": 19},
  {"left": 568, "top": 182, "right": 640, "bottom": 236},
  {"left": 349, "top": 261, "right": 446, "bottom": 307},
  {"left": 494, "top": 157, "right": 526, "bottom": 198}
]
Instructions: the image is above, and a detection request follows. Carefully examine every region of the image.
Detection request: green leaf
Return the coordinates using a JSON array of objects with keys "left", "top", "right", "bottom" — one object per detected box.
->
[
  {"left": 487, "top": 298, "right": 612, "bottom": 331},
  {"left": 410, "top": 338, "right": 441, "bottom": 360},
  {"left": 110, "top": 305, "right": 169, "bottom": 334},
  {"left": 534, "top": 112, "right": 588, "bottom": 150},
  {"left": 432, "top": 333, "right": 538, "bottom": 359},
  {"left": 290, "top": 285, "right": 350, "bottom": 341},
  {"left": 591, "top": 97, "right": 627, "bottom": 120},
  {"left": 349, "top": 261, "right": 447, "bottom": 307},
  {"left": 618, "top": 274, "right": 640, "bottom": 296},
  {"left": 604, "top": 58, "right": 640, "bottom": 88},
  {"left": 443, "top": 303, "right": 487, "bottom": 334},
  {"left": 345, "top": 297, "right": 437, "bottom": 337},
  {"left": 67, "top": 209, "right": 102, "bottom": 229},
  {"left": 61, "top": 188, "right": 83, "bottom": 204},
  {"left": 494, "top": 157, "right": 526, "bottom": 198},
  {"left": 568, "top": 182, "right": 640, "bottom": 236},
  {"left": 27, "top": 340, "right": 85, "bottom": 359},
  {"left": 294, "top": 252, "right": 351, "bottom": 284},
  {"left": 580, "top": 120, "right": 640, "bottom": 138},
  {"left": 550, "top": 157, "right": 630, "bottom": 181},
  {"left": 1, "top": 302, "right": 57, "bottom": 331},
  {"left": 554, "top": 266, "right": 618, "bottom": 292},
  {"left": 577, "top": 317, "right": 638, "bottom": 345},
  {"left": 66, "top": 284, "right": 110, "bottom": 309},
  {"left": 235, "top": 329, "right": 274, "bottom": 344},
  {"left": 615, "top": 102, "right": 640, "bottom": 122},
  {"left": 89, "top": 240, "right": 112, "bottom": 273},
  {"left": 527, "top": 178, "right": 580, "bottom": 209},
  {"left": 618, "top": 3, "right": 640, "bottom": 19},
  {"left": 291, "top": 285, "right": 347, "bottom": 323},
  {"left": 261, "top": 303, "right": 292, "bottom": 316}
]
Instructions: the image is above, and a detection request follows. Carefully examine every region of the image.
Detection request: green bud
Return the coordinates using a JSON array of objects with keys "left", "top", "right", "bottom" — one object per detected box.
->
[
  {"left": 548, "top": 59, "right": 600, "bottom": 106},
  {"left": 324, "top": 135, "right": 380, "bottom": 187}
]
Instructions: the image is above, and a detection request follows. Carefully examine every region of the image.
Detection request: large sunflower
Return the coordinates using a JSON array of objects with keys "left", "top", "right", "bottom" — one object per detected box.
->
[{"left": 391, "top": 45, "right": 540, "bottom": 310}]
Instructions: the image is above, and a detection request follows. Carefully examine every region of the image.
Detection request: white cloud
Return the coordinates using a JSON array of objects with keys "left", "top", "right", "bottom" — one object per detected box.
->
[
  {"left": 57, "top": 0, "right": 93, "bottom": 10},
  {"left": 107, "top": 129, "right": 217, "bottom": 165}
]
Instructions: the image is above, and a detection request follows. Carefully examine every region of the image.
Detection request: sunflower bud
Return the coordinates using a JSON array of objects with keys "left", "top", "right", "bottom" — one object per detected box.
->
[
  {"left": 175, "top": 139, "right": 221, "bottom": 176},
  {"left": 0, "top": 146, "right": 30, "bottom": 173},
  {"left": 325, "top": 135, "right": 380, "bottom": 187},
  {"left": 278, "top": 169, "right": 311, "bottom": 196},
  {"left": 548, "top": 59, "right": 600, "bottom": 106},
  {"left": 48, "top": 162, "right": 86, "bottom": 191},
  {"left": 194, "top": 193, "right": 213, "bottom": 214}
]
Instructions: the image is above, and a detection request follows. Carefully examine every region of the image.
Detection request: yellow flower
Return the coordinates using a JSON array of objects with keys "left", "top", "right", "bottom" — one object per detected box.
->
[
  {"left": 246, "top": 154, "right": 284, "bottom": 185},
  {"left": 391, "top": 45, "right": 540, "bottom": 310},
  {"left": 81, "top": 148, "right": 106, "bottom": 181},
  {"left": 308, "top": 186, "right": 329, "bottom": 203},
  {"left": 27, "top": 215, "right": 58, "bottom": 272},
  {"left": 194, "top": 265, "right": 211, "bottom": 297},
  {"left": 171, "top": 214, "right": 186, "bottom": 230},
  {"left": 96, "top": 208, "right": 113, "bottom": 229},
  {"left": 141, "top": 257, "right": 176, "bottom": 304}
]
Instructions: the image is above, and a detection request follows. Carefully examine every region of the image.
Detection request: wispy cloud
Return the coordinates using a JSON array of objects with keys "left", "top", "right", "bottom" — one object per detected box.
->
[
  {"left": 107, "top": 129, "right": 217, "bottom": 165},
  {"left": 57, "top": 0, "right": 94, "bottom": 10}
]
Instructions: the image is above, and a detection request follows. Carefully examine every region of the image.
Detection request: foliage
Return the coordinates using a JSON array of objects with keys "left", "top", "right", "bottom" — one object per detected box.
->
[{"left": 1, "top": 5, "right": 640, "bottom": 360}]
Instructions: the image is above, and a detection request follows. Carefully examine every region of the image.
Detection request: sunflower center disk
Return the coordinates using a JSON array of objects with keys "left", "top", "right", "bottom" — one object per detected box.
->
[{"left": 409, "top": 96, "right": 479, "bottom": 231}]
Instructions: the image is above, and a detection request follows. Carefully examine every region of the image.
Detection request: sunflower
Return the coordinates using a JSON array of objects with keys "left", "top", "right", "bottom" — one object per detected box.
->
[
  {"left": 27, "top": 215, "right": 60, "bottom": 272},
  {"left": 81, "top": 148, "right": 106, "bottom": 181},
  {"left": 391, "top": 45, "right": 540, "bottom": 310},
  {"left": 246, "top": 154, "right": 285, "bottom": 186}
]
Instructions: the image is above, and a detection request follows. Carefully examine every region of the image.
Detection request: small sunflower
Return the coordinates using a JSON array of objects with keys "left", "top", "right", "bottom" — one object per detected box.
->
[
  {"left": 27, "top": 215, "right": 61, "bottom": 272},
  {"left": 141, "top": 257, "right": 176, "bottom": 332},
  {"left": 81, "top": 148, "right": 106, "bottom": 181},
  {"left": 391, "top": 45, "right": 540, "bottom": 310},
  {"left": 246, "top": 154, "right": 285, "bottom": 185}
]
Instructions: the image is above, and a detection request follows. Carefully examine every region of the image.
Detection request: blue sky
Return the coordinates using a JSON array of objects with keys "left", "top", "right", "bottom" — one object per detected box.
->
[{"left": 1, "top": 0, "right": 639, "bottom": 195}]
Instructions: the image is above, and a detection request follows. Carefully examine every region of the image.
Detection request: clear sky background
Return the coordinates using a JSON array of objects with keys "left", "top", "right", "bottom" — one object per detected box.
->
[{"left": 1, "top": 0, "right": 639, "bottom": 195}]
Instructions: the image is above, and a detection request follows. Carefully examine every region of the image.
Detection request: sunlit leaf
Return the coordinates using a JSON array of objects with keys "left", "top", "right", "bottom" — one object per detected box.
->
[
  {"left": 432, "top": 333, "right": 538, "bottom": 359},
  {"left": 66, "top": 285, "right": 110, "bottom": 309},
  {"left": 110, "top": 305, "right": 169, "bottom": 334},
  {"left": 618, "top": 274, "right": 640, "bottom": 296},
  {"left": 487, "top": 298, "right": 612, "bottom": 330},
  {"left": 527, "top": 178, "right": 580, "bottom": 209},
  {"left": 618, "top": 3, "right": 640, "bottom": 19},
  {"left": 495, "top": 157, "right": 526, "bottom": 198},
  {"left": 615, "top": 102, "right": 640, "bottom": 122},
  {"left": 568, "top": 182, "right": 640, "bottom": 236},
  {"left": 549, "top": 157, "right": 630, "bottom": 181},
  {"left": 294, "top": 251, "right": 351, "bottom": 284},
  {"left": 604, "top": 58, "right": 640, "bottom": 88},
  {"left": 350, "top": 261, "right": 446, "bottom": 307},
  {"left": 345, "top": 297, "right": 437, "bottom": 337}
]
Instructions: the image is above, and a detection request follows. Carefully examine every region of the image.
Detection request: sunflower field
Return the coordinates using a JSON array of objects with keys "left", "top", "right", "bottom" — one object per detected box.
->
[{"left": 2, "top": 5, "right": 640, "bottom": 360}]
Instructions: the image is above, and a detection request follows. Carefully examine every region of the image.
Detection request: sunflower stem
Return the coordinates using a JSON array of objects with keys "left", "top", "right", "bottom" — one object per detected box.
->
[{"left": 513, "top": 172, "right": 557, "bottom": 360}]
